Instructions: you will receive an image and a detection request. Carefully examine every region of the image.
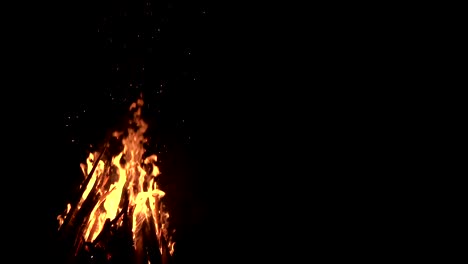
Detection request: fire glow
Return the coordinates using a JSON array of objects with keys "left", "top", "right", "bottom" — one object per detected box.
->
[{"left": 57, "top": 98, "right": 175, "bottom": 263}]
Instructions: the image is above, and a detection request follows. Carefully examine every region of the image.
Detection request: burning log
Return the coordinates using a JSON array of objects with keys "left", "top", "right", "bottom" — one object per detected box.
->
[
  {"left": 57, "top": 98, "right": 175, "bottom": 264},
  {"left": 59, "top": 144, "right": 108, "bottom": 238}
]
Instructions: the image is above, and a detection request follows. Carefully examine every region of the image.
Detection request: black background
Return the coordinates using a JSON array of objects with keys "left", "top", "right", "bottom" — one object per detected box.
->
[
  {"left": 3, "top": 1, "right": 407, "bottom": 263},
  {"left": 6, "top": 1, "right": 295, "bottom": 263}
]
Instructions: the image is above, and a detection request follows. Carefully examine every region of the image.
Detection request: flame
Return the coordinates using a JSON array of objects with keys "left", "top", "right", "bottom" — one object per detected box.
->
[
  {"left": 57, "top": 203, "right": 71, "bottom": 228},
  {"left": 58, "top": 97, "right": 175, "bottom": 259}
]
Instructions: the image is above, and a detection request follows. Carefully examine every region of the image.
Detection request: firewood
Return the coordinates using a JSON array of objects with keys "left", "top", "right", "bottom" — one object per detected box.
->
[{"left": 59, "top": 144, "right": 108, "bottom": 236}]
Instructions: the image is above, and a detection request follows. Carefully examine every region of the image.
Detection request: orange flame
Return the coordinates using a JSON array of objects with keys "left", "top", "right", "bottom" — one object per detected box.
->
[{"left": 58, "top": 97, "right": 175, "bottom": 258}]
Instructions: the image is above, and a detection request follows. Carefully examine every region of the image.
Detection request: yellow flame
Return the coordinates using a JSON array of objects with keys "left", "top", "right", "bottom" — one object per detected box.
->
[
  {"left": 56, "top": 203, "right": 71, "bottom": 229},
  {"left": 58, "top": 97, "right": 175, "bottom": 256}
]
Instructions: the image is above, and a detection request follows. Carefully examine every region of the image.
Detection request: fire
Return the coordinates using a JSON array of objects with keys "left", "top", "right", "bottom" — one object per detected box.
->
[{"left": 58, "top": 97, "right": 175, "bottom": 262}]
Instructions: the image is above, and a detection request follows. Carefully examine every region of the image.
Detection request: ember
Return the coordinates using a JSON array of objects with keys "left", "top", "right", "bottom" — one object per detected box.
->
[{"left": 57, "top": 97, "right": 175, "bottom": 264}]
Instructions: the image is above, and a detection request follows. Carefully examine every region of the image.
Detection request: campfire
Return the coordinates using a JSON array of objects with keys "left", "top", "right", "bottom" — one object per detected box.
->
[{"left": 57, "top": 97, "right": 175, "bottom": 264}]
